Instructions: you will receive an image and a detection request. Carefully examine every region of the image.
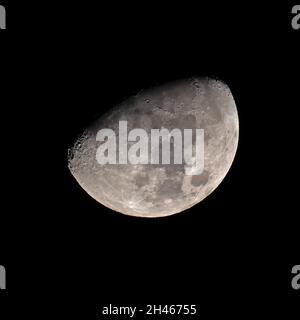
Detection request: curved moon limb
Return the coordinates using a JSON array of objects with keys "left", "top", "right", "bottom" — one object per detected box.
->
[{"left": 68, "top": 77, "right": 239, "bottom": 218}]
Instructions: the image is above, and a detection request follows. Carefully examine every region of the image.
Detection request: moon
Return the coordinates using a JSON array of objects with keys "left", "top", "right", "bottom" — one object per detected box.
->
[{"left": 68, "top": 77, "right": 239, "bottom": 218}]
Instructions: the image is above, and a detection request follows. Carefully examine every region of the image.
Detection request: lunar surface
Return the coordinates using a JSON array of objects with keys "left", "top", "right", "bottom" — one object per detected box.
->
[{"left": 68, "top": 77, "right": 239, "bottom": 218}]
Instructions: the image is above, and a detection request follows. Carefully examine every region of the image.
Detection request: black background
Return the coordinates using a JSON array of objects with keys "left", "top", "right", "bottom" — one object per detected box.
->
[{"left": 0, "top": 1, "right": 299, "bottom": 318}]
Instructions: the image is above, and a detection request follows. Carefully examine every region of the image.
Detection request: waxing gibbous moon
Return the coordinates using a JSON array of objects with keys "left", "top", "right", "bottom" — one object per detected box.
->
[{"left": 68, "top": 77, "right": 239, "bottom": 218}]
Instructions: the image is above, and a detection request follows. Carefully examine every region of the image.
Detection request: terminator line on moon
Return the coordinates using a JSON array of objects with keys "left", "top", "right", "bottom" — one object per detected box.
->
[{"left": 68, "top": 77, "right": 239, "bottom": 218}]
